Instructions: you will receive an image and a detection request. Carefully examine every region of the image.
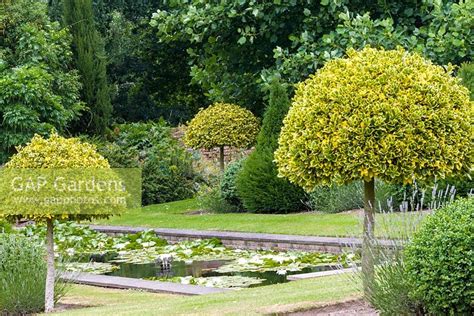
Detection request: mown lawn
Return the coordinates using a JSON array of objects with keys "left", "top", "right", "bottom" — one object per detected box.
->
[
  {"left": 52, "top": 274, "right": 360, "bottom": 315},
  {"left": 94, "top": 198, "right": 424, "bottom": 237}
]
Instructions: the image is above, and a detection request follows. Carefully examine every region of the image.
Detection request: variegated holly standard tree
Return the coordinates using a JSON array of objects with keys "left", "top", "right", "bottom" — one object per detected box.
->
[
  {"left": 184, "top": 102, "right": 259, "bottom": 171},
  {"left": 4, "top": 134, "right": 113, "bottom": 312},
  {"left": 274, "top": 47, "right": 472, "bottom": 294}
]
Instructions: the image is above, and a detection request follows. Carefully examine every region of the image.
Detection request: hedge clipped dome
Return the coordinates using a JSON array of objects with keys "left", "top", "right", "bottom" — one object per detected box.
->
[
  {"left": 404, "top": 198, "right": 474, "bottom": 314},
  {"left": 275, "top": 47, "right": 473, "bottom": 191},
  {"left": 184, "top": 102, "right": 259, "bottom": 149}
]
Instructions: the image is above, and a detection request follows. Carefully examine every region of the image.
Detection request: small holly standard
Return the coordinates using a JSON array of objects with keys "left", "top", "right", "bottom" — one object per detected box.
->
[{"left": 184, "top": 102, "right": 259, "bottom": 172}]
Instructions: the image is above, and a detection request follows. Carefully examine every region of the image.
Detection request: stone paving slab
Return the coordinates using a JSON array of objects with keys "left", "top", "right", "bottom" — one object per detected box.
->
[
  {"left": 287, "top": 268, "right": 358, "bottom": 281},
  {"left": 61, "top": 272, "right": 229, "bottom": 295}
]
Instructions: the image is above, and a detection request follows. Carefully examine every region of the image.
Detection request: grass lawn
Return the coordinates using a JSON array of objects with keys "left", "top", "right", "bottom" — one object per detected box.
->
[
  {"left": 94, "top": 199, "right": 424, "bottom": 237},
  {"left": 52, "top": 274, "right": 360, "bottom": 315}
]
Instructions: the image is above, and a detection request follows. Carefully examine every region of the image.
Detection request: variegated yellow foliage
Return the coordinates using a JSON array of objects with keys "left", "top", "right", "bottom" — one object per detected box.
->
[
  {"left": 184, "top": 102, "right": 259, "bottom": 149},
  {"left": 6, "top": 133, "right": 110, "bottom": 169},
  {"left": 275, "top": 47, "right": 473, "bottom": 191},
  {"left": 4, "top": 133, "right": 111, "bottom": 220}
]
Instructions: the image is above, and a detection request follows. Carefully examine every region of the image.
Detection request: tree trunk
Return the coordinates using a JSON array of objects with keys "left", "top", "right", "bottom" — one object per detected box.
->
[
  {"left": 219, "top": 146, "right": 225, "bottom": 172},
  {"left": 362, "top": 178, "right": 375, "bottom": 296},
  {"left": 45, "top": 218, "right": 55, "bottom": 313}
]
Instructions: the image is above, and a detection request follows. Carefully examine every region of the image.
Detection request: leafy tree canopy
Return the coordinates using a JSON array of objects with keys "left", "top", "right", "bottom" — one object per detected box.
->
[
  {"left": 151, "top": 0, "right": 473, "bottom": 113},
  {"left": 4, "top": 132, "right": 110, "bottom": 221},
  {"left": 0, "top": 0, "right": 83, "bottom": 163}
]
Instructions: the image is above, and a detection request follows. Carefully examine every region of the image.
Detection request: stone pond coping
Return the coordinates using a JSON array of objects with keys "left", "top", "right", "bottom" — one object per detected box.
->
[
  {"left": 61, "top": 272, "right": 230, "bottom": 295},
  {"left": 88, "top": 225, "right": 396, "bottom": 253},
  {"left": 61, "top": 269, "right": 358, "bottom": 295},
  {"left": 287, "top": 267, "right": 360, "bottom": 281}
]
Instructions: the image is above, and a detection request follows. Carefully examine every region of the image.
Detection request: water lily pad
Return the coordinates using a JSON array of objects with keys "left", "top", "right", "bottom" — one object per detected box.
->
[{"left": 62, "top": 262, "right": 119, "bottom": 274}]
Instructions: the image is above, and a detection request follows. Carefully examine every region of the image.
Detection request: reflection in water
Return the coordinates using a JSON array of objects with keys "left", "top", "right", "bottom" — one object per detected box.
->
[{"left": 105, "top": 259, "right": 335, "bottom": 287}]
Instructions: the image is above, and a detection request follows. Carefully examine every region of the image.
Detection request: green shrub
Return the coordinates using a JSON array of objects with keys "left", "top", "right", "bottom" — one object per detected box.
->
[
  {"left": 237, "top": 80, "right": 307, "bottom": 213},
  {"left": 0, "top": 234, "right": 65, "bottom": 314},
  {"left": 142, "top": 146, "right": 195, "bottom": 205},
  {"left": 95, "top": 121, "right": 197, "bottom": 205},
  {"left": 220, "top": 159, "right": 245, "bottom": 209},
  {"left": 197, "top": 185, "right": 241, "bottom": 214},
  {"left": 404, "top": 198, "right": 474, "bottom": 315},
  {"left": 95, "top": 142, "right": 139, "bottom": 168},
  {"left": 197, "top": 159, "right": 246, "bottom": 213}
]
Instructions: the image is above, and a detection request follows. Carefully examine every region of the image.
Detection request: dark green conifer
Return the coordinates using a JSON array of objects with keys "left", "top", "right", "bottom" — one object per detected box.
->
[
  {"left": 236, "top": 80, "right": 307, "bottom": 213},
  {"left": 63, "top": 0, "right": 111, "bottom": 136}
]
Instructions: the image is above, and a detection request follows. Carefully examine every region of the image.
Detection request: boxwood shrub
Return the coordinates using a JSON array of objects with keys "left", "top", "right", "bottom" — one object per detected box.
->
[{"left": 404, "top": 198, "right": 474, "bottom": 315}]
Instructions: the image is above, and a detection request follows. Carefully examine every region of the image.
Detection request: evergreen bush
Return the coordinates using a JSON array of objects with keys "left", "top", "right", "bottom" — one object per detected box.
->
[
  {"left": 220, "top": 159, "right": 245, "bottom": 209},
  {"left": 236, "top": 81, "right": 307, "bottom": 213},
  {"left": 404, "top": 198, "right": 474, "bottom": 315},
  {"left": 96, "top": 121, "right": 196, "bottom": 205}
]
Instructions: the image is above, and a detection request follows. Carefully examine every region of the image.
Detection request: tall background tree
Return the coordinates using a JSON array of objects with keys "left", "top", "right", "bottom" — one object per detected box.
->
[
  {"left": 151, "top": 0, "right": 473, "bottom": 115},
  {"left": 236, "top": 80, "right": 307, "bottom": 212},
  {"left": 0, "top": 0, "right": 82, "bottom": 163},
  {"left": 63, "top": 0, "right": 111, "bottom": 136},
  {"left": 48, "top": 0, "right": 207, "bottom": 124}
]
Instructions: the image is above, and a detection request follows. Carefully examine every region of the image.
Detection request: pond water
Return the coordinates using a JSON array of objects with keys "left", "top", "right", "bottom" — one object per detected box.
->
[
  {"left": 104, "top": 259, "right": 336, "bottom": 287},
  {"left": 25, "top": 223, "right": 350, "bottom": 289}
]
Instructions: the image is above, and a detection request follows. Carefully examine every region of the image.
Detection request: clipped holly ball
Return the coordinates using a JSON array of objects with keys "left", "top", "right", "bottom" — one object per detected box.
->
[{"left": 275, "top": 47, "right": 472, "bottom": 191}]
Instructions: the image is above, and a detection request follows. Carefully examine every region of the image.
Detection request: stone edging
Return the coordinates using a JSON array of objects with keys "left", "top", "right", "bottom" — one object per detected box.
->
[
  {"left": 89, "top": 225, "right": 395, "bottom": 253},
  {"left": 61, "top": 272, "right": 229, "bottom": 295}
]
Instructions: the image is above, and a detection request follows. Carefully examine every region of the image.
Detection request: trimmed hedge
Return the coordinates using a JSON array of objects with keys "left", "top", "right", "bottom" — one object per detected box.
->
[{"left": 404, "top": 198, "right": 474, "bottom": 314}]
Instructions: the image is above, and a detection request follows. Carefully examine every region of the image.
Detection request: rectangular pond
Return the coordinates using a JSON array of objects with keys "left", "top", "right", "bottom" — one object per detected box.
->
[{"left": 22, "top": 222, "right": 355, "bottom": 289}]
